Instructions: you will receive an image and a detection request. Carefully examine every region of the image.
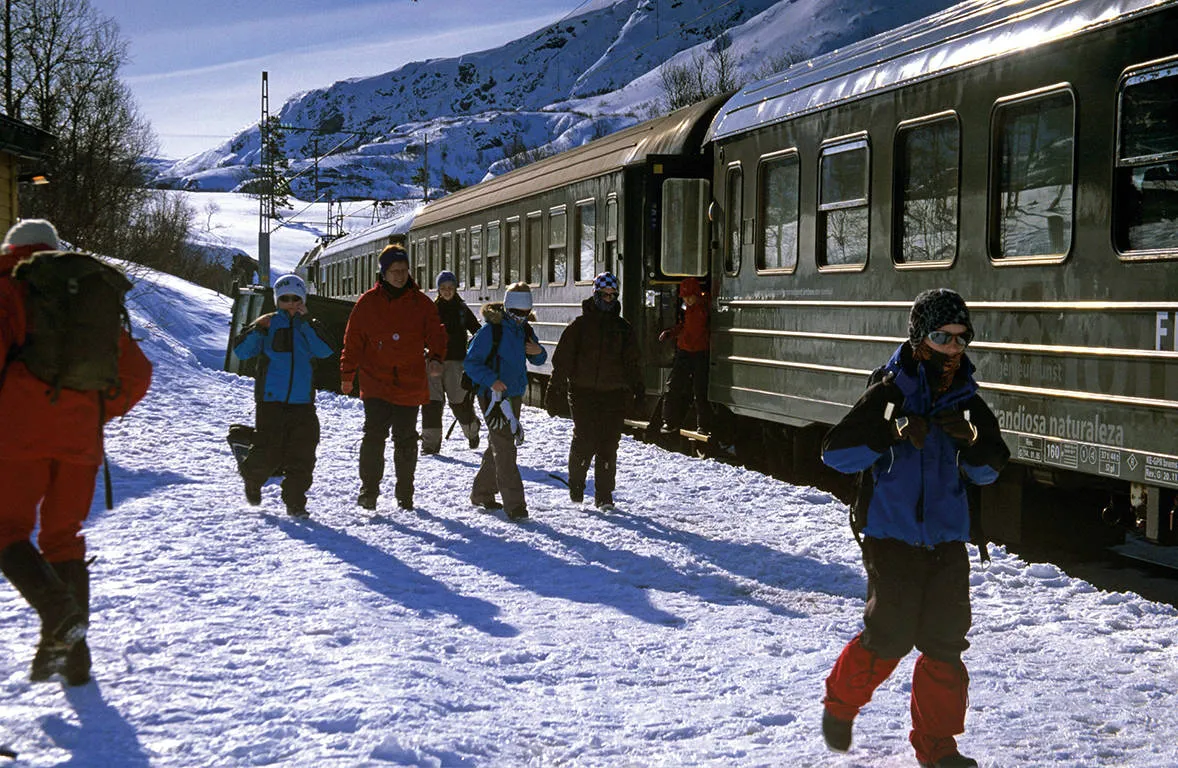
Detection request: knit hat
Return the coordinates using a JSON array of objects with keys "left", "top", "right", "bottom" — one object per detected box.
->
[
  {"left": 378, "top": 244, "right": 409, "bottom": 275},
  {"left": 503, "top": 282, "right": 533, "bottom": 312},
  {"left": 436, "top": 270, "right": 457, "bottom": 289},
  {"left": 679, "top": 277, "right": 702, "bottom": 297},
  {"left": 908, "top": 288, "right": 973, "bottom": 348},
  {"left": 593, "top": 272, "right": 618, "bottom": 292},
  {"left": 273, "top": 273, "right": 307, "bottom": 302},
  {"left": 3, "top": 219, "right": 59, "bottom": 253}
]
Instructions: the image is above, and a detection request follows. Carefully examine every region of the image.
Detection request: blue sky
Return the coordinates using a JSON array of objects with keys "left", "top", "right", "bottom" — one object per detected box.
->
[{"left": 88, "top": 0, "right": 597, "bottom": 159}]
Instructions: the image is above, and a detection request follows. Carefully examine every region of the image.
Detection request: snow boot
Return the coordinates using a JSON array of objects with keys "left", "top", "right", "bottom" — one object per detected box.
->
[
  {"left": 919, "top": 754, "right": 978, "bottom": 768},
  {"left": 505, "top": 506, "right": 529, "bottom": 521},
  {"left": 397, "top": 495, "right": 414, "bottom": 511},
  {"left": 822, "top": 709, "right": 853, "bottom": 753},
  {"left": 421, "top": 426, "right": 442, "bottom": 455},
  {"left": 461, "top": 420, "right": 480, "bottom": 450},
  {"left": 287, "top": 504, "right": 310, "bottom": 518},
  {"left": 357, "top": 490, "right": 378, "bottom": 510},
  {"left": 0, "top": 542, "right": 87, "bottom": 681},
  {"left": 244, "top": 480, "right": 262, "bottom": 506},
  {"left": 471, "top": 495, "right": 503, "bottom": 511},
  {"left": 49, "top": 560, "right": 91, "bottom": 686}
]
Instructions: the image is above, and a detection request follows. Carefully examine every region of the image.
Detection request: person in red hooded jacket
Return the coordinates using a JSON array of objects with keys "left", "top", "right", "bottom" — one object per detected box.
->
[
  {"left": 340, "top": 244, "right": 446, "bottom": 512},
  {"left": 0, "top": 218, "right": 153, "bottom": 686},
  {"left": 657, "top": 276, "right": 712, "bottom": 434}
]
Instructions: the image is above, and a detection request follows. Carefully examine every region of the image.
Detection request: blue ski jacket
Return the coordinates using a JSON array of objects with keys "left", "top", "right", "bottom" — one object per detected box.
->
[
  {"left": 234, "top": 311, "right": 334, "bottom": 404},
  {"left": 464, "top": 303, "right": 546, "bottom": 398}
]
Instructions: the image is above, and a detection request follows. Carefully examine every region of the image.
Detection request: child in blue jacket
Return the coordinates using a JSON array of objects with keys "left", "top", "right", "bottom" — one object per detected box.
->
[
  {"left": 819, "top": 288, "right": 1009, "bottom": 768},
  {"left": 464, "top": 282, "right": 547, "bottom": 520},
  {"left": 233, "top": 274, "right": 333, "bottom": 517}
]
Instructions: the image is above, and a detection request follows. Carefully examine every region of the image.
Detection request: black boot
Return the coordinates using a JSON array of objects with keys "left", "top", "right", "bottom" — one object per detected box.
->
[
  {"left": 49, "top": 560, "right": 91, "bottom": 686},
  {"left": 0, "top": 542, "right": 87, "bottom": 681}
]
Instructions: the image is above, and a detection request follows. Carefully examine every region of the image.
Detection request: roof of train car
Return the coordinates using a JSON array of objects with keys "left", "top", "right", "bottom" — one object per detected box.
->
[
  {"left": 708, "top": 0, "right": 1175, "bottom": 142},
  {"left": 309, "top": 203, "right": 422, "bottom": 265},
  {"left": 411, "top": 93, "right": 729, "bottom": 230}
]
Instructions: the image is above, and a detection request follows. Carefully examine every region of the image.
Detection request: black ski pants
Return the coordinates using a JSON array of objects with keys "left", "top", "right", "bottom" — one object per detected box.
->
[
  {"left": 568, "top": 387, "right": 626, "bottom": 504},
  {"left": 662, "top": 349, "right": 712, "bottom": 433},
  {"left": 359, "top": 398, "right": 419, "bottom": 504},
  {"left": 241, "top": 402, "right": 320, "bottom": 508}
]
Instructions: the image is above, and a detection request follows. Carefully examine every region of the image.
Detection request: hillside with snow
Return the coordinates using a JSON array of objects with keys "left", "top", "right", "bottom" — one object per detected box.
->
[
  {"left": 157, "top": 0, "right": 959, "bottom": 199},
  {"left": 1, "top": 241, "right": 1177, "bottom": 765}
]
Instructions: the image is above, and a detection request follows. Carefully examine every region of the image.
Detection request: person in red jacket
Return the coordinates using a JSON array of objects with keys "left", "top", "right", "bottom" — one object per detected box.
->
[
  {"left": 657, "top": 276, "right": 712, "bottom": 434},
  {"left": 340, "top": 245, "right": 446, "bottom": 511},
  {"left": 0, "top": 218, "right": 153, "bottom": 686}
]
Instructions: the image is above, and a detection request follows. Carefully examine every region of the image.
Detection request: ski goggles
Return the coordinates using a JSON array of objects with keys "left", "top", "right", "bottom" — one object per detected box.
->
[{"left": 927, "top": 330, "right": 971, "bottom": 348}]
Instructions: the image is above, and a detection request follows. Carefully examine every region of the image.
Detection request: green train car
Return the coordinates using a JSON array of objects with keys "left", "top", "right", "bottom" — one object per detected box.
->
[{"left": 295, "top": 0, "right": 1178, "bottom": 548}]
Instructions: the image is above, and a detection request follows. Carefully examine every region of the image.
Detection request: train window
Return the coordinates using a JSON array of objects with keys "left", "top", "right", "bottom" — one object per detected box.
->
[
  {"left": 454, "top": 230, "right": 466, "bottom": 288},
  {"left": 991, "top": 88, "right": 1074, "bottom": 259},
  {"left": 1115, "top": 63, "right": 1178, "bottom": 256},
  {"left": 605, "top": 195, "right": 618, "bottom": 275},
  {"left": 487, "top": 223, "right": 502, "bottom": 289},
  {"left": 441, "top": 233, "right": 452, "bottom": 282},
  {"left": 506, "top": 218, "right": 521, "bottom": 284},
  {"left": 757, "top": 150, "right": 800, "bottom": 272},
  {"left": 526, "top": 212, "right": 543, "bottom": 285},
  {"left": 576, "top": 200, "right": 596, "bottom": 282},
  {"left": 895, "top": 115, "right": 960, "bottom": 265},
  {"left": 661, "top": 178, "right": 709, "bottom": 276},
  {"left": 548, "top": 207, "right": 567, "bottom": 285},
  {"left": 818, "top": 138, "right": 869, "bottom": 268},
  {"left": 725, "top": 164, "right": 743, "bottom": 275},
  {"left": 470, "top": 226, "right": 483, "bottom": 290}
]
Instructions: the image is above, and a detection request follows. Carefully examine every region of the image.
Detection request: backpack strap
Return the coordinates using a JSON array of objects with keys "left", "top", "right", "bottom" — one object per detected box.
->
[{"left": 485, "top": 321, "right": 503, "bottom": 373}]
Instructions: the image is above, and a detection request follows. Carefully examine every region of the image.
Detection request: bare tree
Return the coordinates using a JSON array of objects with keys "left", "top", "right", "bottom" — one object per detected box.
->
[{"left": 657, "top": 33, "right": 744, "bottom": 113}]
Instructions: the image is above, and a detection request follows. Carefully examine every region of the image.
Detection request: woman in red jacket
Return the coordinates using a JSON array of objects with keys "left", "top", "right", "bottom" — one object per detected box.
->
[
  {"left": 340, "top": 245, "right": 447, "bottom": 512},
  {"left": 658, "top": 276, "right": 712, "bottom": 434},
  {"left": 0, "top": 219, "right": 153, "bottom": 686}
]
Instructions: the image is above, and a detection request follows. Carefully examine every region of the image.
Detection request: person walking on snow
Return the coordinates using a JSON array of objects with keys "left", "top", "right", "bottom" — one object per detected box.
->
[
  {"left": 464, "top": 282, "right": 546, "bottom": 520},
  {"left": 819, "top": 288, "right": 1009, "bottom": 768},
  {"left": 657, "top": 276, "right": 711, "bottom": 435},
  {"left": 340, "top": 245, "right": 447, "bottom": 511},
  {"left": 421, "top": 270, "right": 481, "bottom": 454},
  {"left": 0, "top": 219, "right": 152, "bottom": 687},
  {"left": 233, "top": 273, "right": 333, "bottom": 518},
  {"left": 547, "top": 272, "right": 642, "bottom": 510}
]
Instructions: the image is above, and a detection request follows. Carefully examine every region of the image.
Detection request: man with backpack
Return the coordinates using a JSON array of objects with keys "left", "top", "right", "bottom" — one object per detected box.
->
[
  {"left": 818, "top": 288, "right": 1009, "bottom": 768},
  {"left": 0, "top": 219, "right": 152, "bottom": 686},
  {"left": 340, "top": 245, "right": 447, "bottom": 512}
]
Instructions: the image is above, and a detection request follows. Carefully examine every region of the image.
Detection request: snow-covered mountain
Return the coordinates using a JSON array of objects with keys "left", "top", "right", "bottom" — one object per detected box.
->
[{"left": 156, "top": 0, "right": 959, "bottom": 198}]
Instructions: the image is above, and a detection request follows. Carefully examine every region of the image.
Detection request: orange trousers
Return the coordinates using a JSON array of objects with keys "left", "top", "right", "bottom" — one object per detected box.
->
[{"left": 0, "top": 459, "right": 98, "bottom": 562}]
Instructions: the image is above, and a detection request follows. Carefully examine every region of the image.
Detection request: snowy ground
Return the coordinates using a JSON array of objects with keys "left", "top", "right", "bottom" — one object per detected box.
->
[{"left": 2, "top": 256, "right": 1177, "bottom": 766}]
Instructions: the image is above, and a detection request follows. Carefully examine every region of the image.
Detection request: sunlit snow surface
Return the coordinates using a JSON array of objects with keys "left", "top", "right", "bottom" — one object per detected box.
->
[{"left": 2, "top": 207, "right": 1177, "bottom": 766}]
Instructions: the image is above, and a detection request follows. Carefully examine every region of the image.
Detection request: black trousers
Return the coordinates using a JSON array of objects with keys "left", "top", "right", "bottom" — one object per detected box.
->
[
  {"left": 359, "top": 398, "right": 420, "bottom": 503},
  {"left": 860, "top": 537, "right": 972, "bottom": 662},
  {"left": 241, "top": 402, "right": 320, "bottom": 508},
  {"left": 663, "top": 349, "right": 712, "bottom": 432},
  {"left": 568, "top": 387, "right": 627, "bottom": 504}
]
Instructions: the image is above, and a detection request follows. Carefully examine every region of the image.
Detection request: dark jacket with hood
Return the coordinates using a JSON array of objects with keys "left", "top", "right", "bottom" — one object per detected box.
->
[
  {"left": 822, "top": 343, "right": 1009, "bottom": 547},
  {"left": 551, "top": 297, "right": 641, "bottom": 394},
  {"left": 435, "top": 294, "right": 480, "bottom": 361}
]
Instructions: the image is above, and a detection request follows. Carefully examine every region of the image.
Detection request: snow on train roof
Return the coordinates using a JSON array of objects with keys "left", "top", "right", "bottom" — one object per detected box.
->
[
  {"left": 708, "top": 0, "right": 1174, "bottom": 142},
  {"left": 411, "top": 94, "right": 727, "bottom": 230}
]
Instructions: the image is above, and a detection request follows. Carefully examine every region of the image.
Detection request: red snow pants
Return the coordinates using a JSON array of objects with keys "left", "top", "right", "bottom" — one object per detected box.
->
[
  {"left": 0, "top": 459, "right": 98, "bottom": 562},
  {"left": 824, "top": 537, "right": 972, "bottom": 765}
]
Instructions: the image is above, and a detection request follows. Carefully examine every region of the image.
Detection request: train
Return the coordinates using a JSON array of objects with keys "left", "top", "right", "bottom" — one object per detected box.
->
[{"left": 256, "top": 0, "right": 1178, "bottom": 551}]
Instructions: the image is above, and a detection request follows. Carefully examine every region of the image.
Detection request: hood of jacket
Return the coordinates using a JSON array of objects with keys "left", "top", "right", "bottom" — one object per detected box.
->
[{"left": 481, "top": 302, "right": 535, "bottom": 325}]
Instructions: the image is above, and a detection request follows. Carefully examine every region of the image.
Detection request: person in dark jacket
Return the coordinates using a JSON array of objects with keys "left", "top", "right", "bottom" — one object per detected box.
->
[
  {"left": 547, "top": 272, "right": 642, "bottom": 509},
  {"left": 819, "top": 289, "right": 1010, "bottom": 768},
  {"left": 422, "top": 270, "right": 481, "bottom": 454},
  {"left": 340, "top": 245, "right": 447, "bottom": 511},
  {"left": 233, "top": 273, "right": 333, "bottom": 518},
  {"left": 657, "top": 276, "right": 711, "bottom": 434},
  {"left": 464, "top": 282, "right": 547, "bottom": 520}
]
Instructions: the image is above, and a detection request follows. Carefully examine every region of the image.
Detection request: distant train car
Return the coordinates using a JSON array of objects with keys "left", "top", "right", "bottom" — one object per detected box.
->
[
  {"left": 696, "top": 0, "right": 1178, "bottom": 545},
  {"left": 406, "top": 95, "right": 727, "bottom": 400}
]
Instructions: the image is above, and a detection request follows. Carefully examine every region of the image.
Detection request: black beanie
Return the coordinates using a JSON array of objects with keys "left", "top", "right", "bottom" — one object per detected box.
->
[
  {"left": 908, "top": 288, "right": 973, "bottom": 348},
  {"left": 379, "top": 245, "right": 409, "bottom": 275}
]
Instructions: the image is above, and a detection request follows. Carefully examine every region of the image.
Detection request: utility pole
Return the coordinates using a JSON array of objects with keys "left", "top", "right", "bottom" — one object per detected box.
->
[
  {"left": 257, "top": 71, "right": 273, "bottom": 287},
  {"left": 422, "top": 133, "right": 429, "bottom": 203}
]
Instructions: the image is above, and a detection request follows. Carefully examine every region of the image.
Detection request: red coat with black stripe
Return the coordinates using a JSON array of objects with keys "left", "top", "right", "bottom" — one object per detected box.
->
[
  {"left": 340, "top": 278, "right": 447, "bottom": 405},
  {"left": 0, "top": 244, "right": 153, "bottom": 465}
]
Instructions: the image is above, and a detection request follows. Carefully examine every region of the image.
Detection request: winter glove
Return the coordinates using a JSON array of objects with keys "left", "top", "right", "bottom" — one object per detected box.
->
[
  {"left": 544, "top": 379, "right": 569, "bottom": 418},
  {"left": 484, "top": 394, "right": 510, "bottom": 432},
  {"left": 934, "top": 408, "right": 978, "bottom": 447},
  {"left": 892, "top": 413, "right": 929, "bottom": 450},
  {"left": 858, "top": 372, "right": 907, "bottom": 452}
]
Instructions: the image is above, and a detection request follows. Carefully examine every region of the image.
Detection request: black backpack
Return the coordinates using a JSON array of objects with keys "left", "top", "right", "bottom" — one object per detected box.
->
[{"left": 9, "top": 251, "right": 132, "bottom": 400}]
